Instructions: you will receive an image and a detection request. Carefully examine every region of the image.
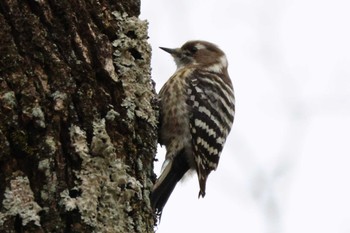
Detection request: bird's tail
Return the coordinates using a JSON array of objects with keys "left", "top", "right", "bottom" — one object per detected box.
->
[{"left": 151, "top": 150, "right": 190, "bottom": 217}]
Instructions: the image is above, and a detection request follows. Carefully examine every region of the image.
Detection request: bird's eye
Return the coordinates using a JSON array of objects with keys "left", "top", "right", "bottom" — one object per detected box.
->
[
  {"left": 184, "top": 46, "right": 198, "bottom": 57},
  {"left": 189, "top": 46, "right": 198, "bottom": 54}
]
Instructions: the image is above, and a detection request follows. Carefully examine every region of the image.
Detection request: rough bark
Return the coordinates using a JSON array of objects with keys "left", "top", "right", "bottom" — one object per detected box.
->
[{"left": 0, "top": 0, "right": 157, "bottom": 232}]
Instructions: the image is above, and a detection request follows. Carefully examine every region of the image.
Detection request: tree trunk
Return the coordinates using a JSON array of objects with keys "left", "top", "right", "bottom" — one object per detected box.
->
[{"left": 0, "top": 0, "right": 157, "bottom": 232}]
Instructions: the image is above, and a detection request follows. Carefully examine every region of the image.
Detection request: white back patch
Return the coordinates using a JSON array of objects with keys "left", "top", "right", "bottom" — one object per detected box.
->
[{"left": 206, "top": 55, "right": 228, "bottom": 73}]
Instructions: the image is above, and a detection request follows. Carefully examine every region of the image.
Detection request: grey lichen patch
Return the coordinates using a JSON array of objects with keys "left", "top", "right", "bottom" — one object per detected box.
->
[
  {"left": 37, "top": 157, "right": 57, "bottom": 202},
  {"left": 44, "top": 136, "right": 57, "bottom": 155},
  {"left": 31, "top": 106, "right": 46, "bottom": 128},
  {"left": 69, "top": 125, "right": 90, "bottom": 159},
  {"left": 51, "top": 91, "right": 67, "bottom": 111},
  {"left": 91, "top": 119, "right": 115, "bottom": 157},
  {"left": 104, "top": 54, "right": 119, "bottom": 82},
  {"left": 105, "top": 108, "right": 120, "bottom": 121},
  {"left": 136, "top": 158, "right": 143, "bottom": 171},
  {"left": 61, "top": 120, "right": 145, "bottom": 232},
  {"left": 38, "top": 158, "right": 51, "bottom": 171},
  {"left": 1, "top": 176, "right": 42, "bottom": 226},
  {"left": 73, "top": 31, "right": 91, "bottom": 65},
  {"left": 112, "top": 12, "right": 157, "bottom": 128},
  {"left": 0, "top": 91, "right": 17, "bottom": 109},
  {"left": 59, "top": 189, "right": 77, "bottom": 211}
]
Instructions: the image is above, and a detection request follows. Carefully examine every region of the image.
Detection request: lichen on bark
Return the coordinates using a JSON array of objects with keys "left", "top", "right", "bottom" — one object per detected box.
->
[{"left": 0, "top": 0, "right": 156, "bottom": 232}]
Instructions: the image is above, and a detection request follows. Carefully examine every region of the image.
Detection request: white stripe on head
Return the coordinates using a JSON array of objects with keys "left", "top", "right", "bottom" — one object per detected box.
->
[{"left": 195, "top": 43, "right": 206, "bottom": 50}]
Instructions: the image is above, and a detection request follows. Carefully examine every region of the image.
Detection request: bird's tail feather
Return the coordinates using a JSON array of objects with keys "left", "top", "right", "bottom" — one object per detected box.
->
[{"left": 151, "top": 150, "right": 190, "bottom": 216}]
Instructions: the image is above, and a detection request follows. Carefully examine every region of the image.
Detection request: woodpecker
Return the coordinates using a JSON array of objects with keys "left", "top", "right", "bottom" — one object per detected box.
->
[{"left": 151, "top": 40, "right": 235, "bottom": 217}]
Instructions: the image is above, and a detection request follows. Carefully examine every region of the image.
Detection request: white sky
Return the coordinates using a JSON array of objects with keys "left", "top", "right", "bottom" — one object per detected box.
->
[{"left": 141, "top": 0, "right": 350, "bottom": 232}]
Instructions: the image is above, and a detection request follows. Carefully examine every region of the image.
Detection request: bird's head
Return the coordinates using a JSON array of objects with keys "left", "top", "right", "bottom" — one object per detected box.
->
[{"left": 160, "top": 40, "right": 228, "bottom": 73}]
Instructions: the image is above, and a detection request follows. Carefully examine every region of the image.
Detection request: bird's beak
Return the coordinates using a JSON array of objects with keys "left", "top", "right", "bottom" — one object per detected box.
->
[{"left": 159, "top": 47, "right": 180, "bottom": 57}]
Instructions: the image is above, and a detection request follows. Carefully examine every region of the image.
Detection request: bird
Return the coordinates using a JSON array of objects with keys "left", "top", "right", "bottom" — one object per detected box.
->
[{"left": 151, "top": 40, "right": 235, "bottom": 217}]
